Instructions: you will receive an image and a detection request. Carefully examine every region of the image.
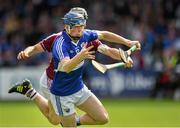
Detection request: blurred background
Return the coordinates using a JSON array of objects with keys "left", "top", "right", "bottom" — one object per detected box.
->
[{"left": 0, "top": 0, "right": 180, "bottom": 127}]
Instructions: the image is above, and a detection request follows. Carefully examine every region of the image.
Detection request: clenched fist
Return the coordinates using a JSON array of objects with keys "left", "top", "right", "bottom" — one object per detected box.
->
[
  {"left": 17, "top": 51, "right": 30, "bottom": 60},
  {"left": 130, "top": 41, "right": 141, "bottom": 50}
]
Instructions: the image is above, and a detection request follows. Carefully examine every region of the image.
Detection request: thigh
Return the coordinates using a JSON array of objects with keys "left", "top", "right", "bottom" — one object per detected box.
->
[
  {"left": 75, "top": 85, "right": 92, "bottom": 106},
  {"left": 48, "top": 100, "right": 61, "bottom": 123},
  {"left": 48, "top": 100, "right": 76, "bottom": 126},
  {"left": 49, "top": 94, "right": 76, "bottom": 127},
  {"left": 77, "top": 94, "right": 108, "bottom": 120},
  {"left": 50, "top": 93, "right": 76, "bottom": 117}
]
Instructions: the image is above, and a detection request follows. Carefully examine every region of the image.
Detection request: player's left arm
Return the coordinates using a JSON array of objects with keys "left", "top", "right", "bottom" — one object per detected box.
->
[
  {"left": 57, "top": 44, "right": 95, "bottom": 73},
  {"left": 97, "top": 31, "right": 141, "bottom": 50}
]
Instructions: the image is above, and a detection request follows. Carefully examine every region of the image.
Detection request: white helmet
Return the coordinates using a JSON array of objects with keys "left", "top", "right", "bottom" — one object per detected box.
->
[{"left": 69, "top": 7, "right": 88, "bottom": 20}]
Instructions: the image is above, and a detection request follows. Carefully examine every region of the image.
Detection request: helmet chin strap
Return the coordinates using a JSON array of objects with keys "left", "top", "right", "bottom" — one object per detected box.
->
[
  {"left": 65, "top": 26, "right": 80, "bottom": 42},
  {"left": 66, "top": 25, "right": 71, "bottom": 34},
  {"left": 69, "top": 34, "right": 80, "bottom": 40}
]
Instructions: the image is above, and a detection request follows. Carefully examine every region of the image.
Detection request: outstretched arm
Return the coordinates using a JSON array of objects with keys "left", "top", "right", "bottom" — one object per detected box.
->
[
  {"left": 97, "top": 31, "right": 141, "bottom": 50},
  {"left": 17, "top": 42, "right": 44, "bottom": 60},
  {"left": 17, "top": 33, "right": 59, "bottom": 60}
]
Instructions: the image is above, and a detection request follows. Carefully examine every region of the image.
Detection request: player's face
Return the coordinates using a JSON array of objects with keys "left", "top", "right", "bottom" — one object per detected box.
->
[{"left": 69, "top": 25, "right": 85, "bottom": 37}]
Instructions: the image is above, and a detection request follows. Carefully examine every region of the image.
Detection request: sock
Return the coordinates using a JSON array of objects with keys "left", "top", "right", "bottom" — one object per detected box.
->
[
  {"left": 60, "top": 123, "right": 63, "bottom": 127},
  {"left": 76, "top": 116, "right": 81, "bottom": 126},
  {"left": 25, "top": 89, "right": 38, "bottom": 100}
]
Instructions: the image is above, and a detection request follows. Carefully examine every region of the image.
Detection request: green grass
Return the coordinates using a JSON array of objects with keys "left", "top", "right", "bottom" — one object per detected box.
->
[{"left": 0, "top": 99, "right": 180, "bottom": 127}]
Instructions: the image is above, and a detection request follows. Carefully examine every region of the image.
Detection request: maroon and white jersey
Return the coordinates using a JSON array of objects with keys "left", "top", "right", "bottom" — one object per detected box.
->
[{"left": 40, "top": 32, "right": 61, "bottom": 80}]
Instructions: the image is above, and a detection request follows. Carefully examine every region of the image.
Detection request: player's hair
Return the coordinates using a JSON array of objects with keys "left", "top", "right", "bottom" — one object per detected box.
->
[
  {"left": 69, "top": 7, "right": 88, "bottom": 20},
  {"left": 62, "top": 11, "right": 86, "bottom": 28}
]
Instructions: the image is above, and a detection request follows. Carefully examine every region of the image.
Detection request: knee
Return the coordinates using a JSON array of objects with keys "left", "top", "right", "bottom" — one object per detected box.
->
[{"left": 98, "top": 112, "right": 109, "bottom": 124}]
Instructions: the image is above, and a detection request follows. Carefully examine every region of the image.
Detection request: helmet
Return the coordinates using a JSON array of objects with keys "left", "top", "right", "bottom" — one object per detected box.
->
[
  {"left": 62, "top": 11, "right": 86, "bottom": 27},
  {"left": 69, "top": 7, "right": 88, "bottom": 20}
]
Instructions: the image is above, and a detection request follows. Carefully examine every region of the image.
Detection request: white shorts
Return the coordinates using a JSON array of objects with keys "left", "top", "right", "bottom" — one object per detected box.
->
[
  {"left": 50, "top": 85, "right": 93, "bottom": 116},
  {"left": 39, "top": 71, "right": 52, "bottom": 99}
]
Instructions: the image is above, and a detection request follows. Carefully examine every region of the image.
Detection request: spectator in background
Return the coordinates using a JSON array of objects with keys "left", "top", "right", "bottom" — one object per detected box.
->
[{"left": 151, "top": 67, "right": 174, "bottom": 99}]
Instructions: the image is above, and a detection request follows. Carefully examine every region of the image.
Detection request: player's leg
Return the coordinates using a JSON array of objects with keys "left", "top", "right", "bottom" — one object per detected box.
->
[
  {"left": 39, "top": 72, "right": 61, "bottom": 124},
  {"left": 76, "top": 86, "right": 109, "bottom": 125},
  {"left": 8, "top": 79, "right": 38, "bottom": 100},
  {"left": 47, "top": 99, "right": 62, "bottom": 124},
  {"left": 50, "top": 93, "right": 77, "bottom": 127},
  {"left": 33, "top": 93, "right": 61, "bottom": 125},
  {"left": 58, "top": 113, "right": 76, "bottom": 127},
  {"left": 8, "top": 79, "right": 60, "bottom": 125},
  {"left": 77, "top": 94, "right": 109, "bottom": 125}
]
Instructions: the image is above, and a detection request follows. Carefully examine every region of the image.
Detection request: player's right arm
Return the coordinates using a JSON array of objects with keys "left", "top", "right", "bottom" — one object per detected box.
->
[
  {"left": 17, "top": 43, "right": 44, "bottom": 60},
  {"left": 17, "top": 33, "right": 59, "bottom": 60}
]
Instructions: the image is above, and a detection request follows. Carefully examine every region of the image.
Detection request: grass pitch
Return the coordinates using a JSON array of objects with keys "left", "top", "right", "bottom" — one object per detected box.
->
[{"left": 0, "top": 98, "right": 180, "bottom": 127}]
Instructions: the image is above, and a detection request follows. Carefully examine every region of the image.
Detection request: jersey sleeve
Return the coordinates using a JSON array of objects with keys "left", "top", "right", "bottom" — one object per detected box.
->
[
  {"left": 84, "top": 29, "right": 98, "bottom": 42},
  {"left": 89, "top": 30, "right": 98, "bottom": 41},
  {"left": 40, "top": 33, "right": 58, "bottom": 52}
]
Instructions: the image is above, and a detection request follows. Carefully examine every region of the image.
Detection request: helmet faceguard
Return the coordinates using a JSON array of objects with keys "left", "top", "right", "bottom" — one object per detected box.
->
[
  {"left": 62, "top": 12, "right": 86, "bottom": 28},
  {"left": 69, "top": 7, "right": 88, "bottom": 20}
]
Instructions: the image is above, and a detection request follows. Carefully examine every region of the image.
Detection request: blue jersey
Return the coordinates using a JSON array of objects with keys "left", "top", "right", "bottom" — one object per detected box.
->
[{"left": 50, "top": 29, "right": 98, "bottom": 96}]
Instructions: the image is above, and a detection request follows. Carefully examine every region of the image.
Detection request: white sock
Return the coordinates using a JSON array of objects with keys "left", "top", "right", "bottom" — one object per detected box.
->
[
  {"left": 25, "top": 89, "right": 38, "bottom": 100},
  {"left": 76, "top": 116, "right": 81, "bottom": 126}
]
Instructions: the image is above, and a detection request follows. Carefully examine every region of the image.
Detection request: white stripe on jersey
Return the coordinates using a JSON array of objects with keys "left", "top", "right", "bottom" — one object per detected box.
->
[
  {"left": 60, "top": 38, "right": 64, "bottom": 60},
  {"left": 56, "top": 36, "right": 64, "bottom": 60},
  {"left": 57, "top": 36, "right": 64, "bottom": 59}
]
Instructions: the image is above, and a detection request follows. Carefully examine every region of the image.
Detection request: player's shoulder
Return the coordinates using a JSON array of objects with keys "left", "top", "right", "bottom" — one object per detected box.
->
[
  {"left": 50, "top": 32, "right": 62, "bottom": 38},
  {"left": 84, "top": 29, "right": 97, "bottom": 35},
  {"left": 54, "top": 33, "right": 67, "bottom": 48},
  {"left": 44, "top": 32, "right": 61, "bottom": 41}
]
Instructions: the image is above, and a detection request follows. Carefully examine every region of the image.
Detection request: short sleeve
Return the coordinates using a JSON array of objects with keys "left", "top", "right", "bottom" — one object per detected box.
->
[
  {"left": 89, "top": 30, "right": 98, "bottom": 41},
  {"left": 40, "top": 33, "right": 59, "bottom": 52}
]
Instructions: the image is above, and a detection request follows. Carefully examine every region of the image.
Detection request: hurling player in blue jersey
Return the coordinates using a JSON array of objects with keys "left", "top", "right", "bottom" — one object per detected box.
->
[
  {"left": 9, "top": 7, "right": 139, "bottom": 125},
  {"left": 49, "top": 10, "right": 141, "bottom": 127}
]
